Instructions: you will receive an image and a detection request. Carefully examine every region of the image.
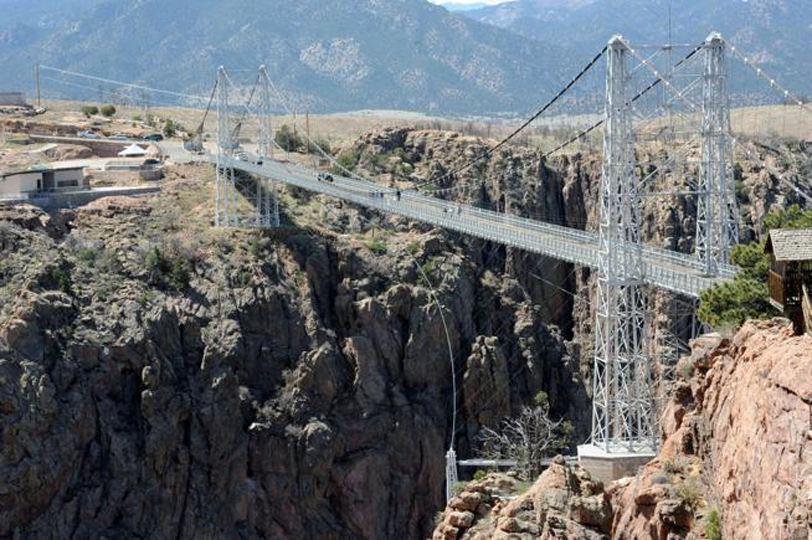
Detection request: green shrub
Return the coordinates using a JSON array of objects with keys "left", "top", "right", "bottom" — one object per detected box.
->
[
  {"left": 516, "top": 481, "right": 532, "bottom": 494},
  {"left": 144, "top": 246, "right": 193, "bottom": 291},
  {"left": 333, "top": 150, "right": 359, "bottom": 174},
  {"left": 168, "top": 256, "right": 192, "bottom": 290},
  {"left": 473, "top": 470, "right": 487, "bottom": 481},
  {"left": 145, "top": 246, "right": 165, "bottom": 278},
  {"left": 95, "top": 249, "right": 123, "bottom": 274},
  {"left": 366, "top": 238, "right": 387, "bottom": 256},
  {"left": 674, "top": 476, "right": 703, "bottom": 509},
  {"left": 42, "top": 266, "right": 73, "bottom": 295},
  {"left": 698, "top": 277, "right": 772, "bottom": 329},
  {"left": 419, "top": 257, "right": 440, "bottom": 283},
  {"left": 662, "top": 456, "right": 686, "bottom": 475},
  {"left": 677, "top": 359, "right": 694, "bottom": 380},
  {"left": 81, "top": 105, "right": 99, "bottom": 118},
  {"left": 100, "top": 105, "right": 116, "bottom": 118},
  {"left": 77, "top": 248, "right": 98, "bottom": 266},
  {"left": 163, "top": 119, "right": 176, "bottom": 138},
  {"left": 698, "top": 204, "right": 812, "bottom": 330},
  {"left": 706, "top": 508, "right": 722, "bottom": 540},
  {"left": 275, "top": 124, "right": 302, "bottom": 152},
  {"left": 308, "top": 137, "right": 331, "bottom": 155}
]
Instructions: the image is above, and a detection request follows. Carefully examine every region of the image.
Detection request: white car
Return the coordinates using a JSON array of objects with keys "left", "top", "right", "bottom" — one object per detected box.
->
[{"left": 77, "top": 130, "right": 102, "bottom": 139}]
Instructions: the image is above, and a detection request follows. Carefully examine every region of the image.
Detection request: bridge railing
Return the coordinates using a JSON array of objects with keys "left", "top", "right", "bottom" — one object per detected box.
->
[{"left": 224, "top": 156, "right": 734, "bottom": 298}]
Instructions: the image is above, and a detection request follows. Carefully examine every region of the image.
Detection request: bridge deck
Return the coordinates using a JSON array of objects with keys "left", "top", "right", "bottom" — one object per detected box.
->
[{"left": 220, "top": 155, "right": 737, "bottom": 298}]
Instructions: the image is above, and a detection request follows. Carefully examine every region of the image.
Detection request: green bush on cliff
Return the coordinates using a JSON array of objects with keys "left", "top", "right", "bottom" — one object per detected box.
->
[
  {"left": 698, "top": 205, "right": 812, "bottom": 330},
  {"left": 706, "top": 508, "right": 722, "bottom": 540},
  {"left": 143, "top": 245, "right": 192, "bottom": 291}
]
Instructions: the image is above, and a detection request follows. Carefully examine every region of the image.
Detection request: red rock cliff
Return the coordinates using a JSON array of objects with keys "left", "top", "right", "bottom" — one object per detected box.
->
[{"left": 613, "top": 319, "right": 812, "bottom": 539}]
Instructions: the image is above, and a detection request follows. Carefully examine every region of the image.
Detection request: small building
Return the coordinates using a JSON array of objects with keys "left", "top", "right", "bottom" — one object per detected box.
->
[
  {"left": 0, "top": 92, "right": 26, "bottom": 107},
  {"left": 765, "top": 228, "right": 812, "bottom": 335},
  {"left": 0, "top": 170, "right": 45, "bottom": 198},
  {"left": 118, "top": 144, "right": 147, "bottom": 158},
  {"left": 0, "top": 165, "right": 88, "bottom": 199}
]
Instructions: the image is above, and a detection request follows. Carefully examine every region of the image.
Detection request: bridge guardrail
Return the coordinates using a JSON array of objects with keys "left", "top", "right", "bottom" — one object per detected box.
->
[{"left": 225, "top": 157, "right": 732, "bottom": 298}]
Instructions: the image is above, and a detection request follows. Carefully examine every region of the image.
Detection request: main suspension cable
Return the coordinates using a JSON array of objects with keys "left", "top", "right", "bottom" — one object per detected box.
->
[{"left": 408, "top": 46, "right": 609, "bottom": 192}]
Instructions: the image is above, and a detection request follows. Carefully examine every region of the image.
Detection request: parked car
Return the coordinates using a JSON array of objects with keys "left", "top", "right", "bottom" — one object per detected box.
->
[
  {"left": 142, "top": 133, "right": 164, "bottom": 142},
  {"left": 77, "top": 130, "right": 101, "bottom": 139},
  {"left": 143, "top": 158, "right": 161, "bottom": 166},
  {"left": 108, "top": 133, "right": 129, "bottom": 140}
]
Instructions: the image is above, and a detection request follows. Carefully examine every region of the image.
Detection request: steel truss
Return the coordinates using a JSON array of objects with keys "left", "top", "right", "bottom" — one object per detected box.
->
[
  {"left": 591, "top": 36, "right": 656, "bottom": 453},
  {"left": 214, "top": 66, "right": 280, "bottom": 228},
  {"left": 257, "top": 66, "right": 280, "bottom": 227},
  {"left": 695, "top": 33, "right": 739, "bottom": 276}
]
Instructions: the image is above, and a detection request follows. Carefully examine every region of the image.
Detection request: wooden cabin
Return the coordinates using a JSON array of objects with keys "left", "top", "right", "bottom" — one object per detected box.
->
[{"left": 765, "top": 228, "right": 812, "bottom": 335}]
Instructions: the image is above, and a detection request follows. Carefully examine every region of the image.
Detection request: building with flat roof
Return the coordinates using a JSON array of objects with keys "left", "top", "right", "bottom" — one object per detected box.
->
[{"left": 0, "top": 165, "right": 88, "bottom": 199}]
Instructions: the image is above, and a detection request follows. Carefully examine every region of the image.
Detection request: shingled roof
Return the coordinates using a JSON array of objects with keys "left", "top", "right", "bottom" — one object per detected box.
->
[{"left": 765, "top": 229, "right": 812, "bottom": 262}]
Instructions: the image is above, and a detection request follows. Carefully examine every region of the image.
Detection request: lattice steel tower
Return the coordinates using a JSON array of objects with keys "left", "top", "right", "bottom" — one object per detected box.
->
[
  {"left": 590, "top": 36, "right": 656, "bottom": 453},
  {"left": 257, "top": 66, "right": 280, "bottom": 227},
  {"left": 695, "top": 32, "right": 739, "bottom": 276},
  {"left": 215, "top": 66, "right": 279, "bottom": 228},
  {"left": 215, "top": 66, "right": 237, "bottom": 227}
]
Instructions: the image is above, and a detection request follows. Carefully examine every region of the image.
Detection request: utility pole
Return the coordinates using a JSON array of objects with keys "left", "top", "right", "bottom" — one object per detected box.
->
[
  {"left": 292, "top": 109, "right": 298, "bottom": 154},
  {"left": 580, "top": 36, "right": 656, "bottom": 468},
  {"left": 695, "top": 32, "right": 739, "bottom": 276},
  {"left": 35, "top": 63, "right": 41, "bottom": 108},
  {"left": 306, "top": 109, "right": 316, "bottom": 168}
]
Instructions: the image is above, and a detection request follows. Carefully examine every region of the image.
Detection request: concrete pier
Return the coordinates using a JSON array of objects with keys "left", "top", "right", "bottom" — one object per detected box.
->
[{"left": 577, "top": 444, "right": 656, "bottom": 485}]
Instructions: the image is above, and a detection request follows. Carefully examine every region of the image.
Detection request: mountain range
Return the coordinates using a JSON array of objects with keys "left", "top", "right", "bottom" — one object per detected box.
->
[
  {"left": 0, "top": 0, "right": 809, "bottom": 114},
  {"left": 0, "top": 0, "right": 571, "bottom": 115},
  {"left": 464, "top": 0, "right": 812, "bottom": 99}
]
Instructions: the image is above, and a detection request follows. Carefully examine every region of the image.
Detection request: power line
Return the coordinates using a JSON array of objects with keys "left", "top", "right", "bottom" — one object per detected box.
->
[
  {"left": 421, "top": 43, "right": 705, "bottom": 198},
  {"left": 408, "top": 46, "right": 609, "bottom": 192},
  {"left": 39, "top": 65, "right": 208, "bottom": 103}
]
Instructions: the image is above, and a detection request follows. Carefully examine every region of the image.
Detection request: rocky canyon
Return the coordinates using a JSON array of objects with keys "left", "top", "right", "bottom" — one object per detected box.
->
[{"left": 1, "top": 128, "right": 811, "bottom": 539}]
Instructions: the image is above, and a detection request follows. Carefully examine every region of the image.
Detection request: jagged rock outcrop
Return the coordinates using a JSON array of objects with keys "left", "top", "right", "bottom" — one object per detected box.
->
[
  {"left": 0, "top": 160, "right": 586, "bottom": 539},
  {"left": 613, "top": 319, "right": 812, "bottom": 540},
  {"left": 432, "top": 459, "right": 612, "bottom": 540}
]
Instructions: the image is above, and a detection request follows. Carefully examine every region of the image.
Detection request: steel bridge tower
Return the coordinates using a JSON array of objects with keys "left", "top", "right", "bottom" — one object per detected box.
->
[
  {"left": 580, "top": 37, "right": 657, "bottom": 473},
  {"left": 215, "top": 66, "right": 237, "bottom": 227},
  {"left": 215, "top": 66, "right": 279, "bottom": 228},
  {"left": 695, "top": 33, "right": 739, "bottom": 276},
  {"left": 257, "top": 66, "right": 280, "bottom": 228}
]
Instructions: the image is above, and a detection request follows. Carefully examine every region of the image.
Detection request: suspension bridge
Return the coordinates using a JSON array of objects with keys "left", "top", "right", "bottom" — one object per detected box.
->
[{"left": 35, "top": 29, "right": 812, "bottom": 493}]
